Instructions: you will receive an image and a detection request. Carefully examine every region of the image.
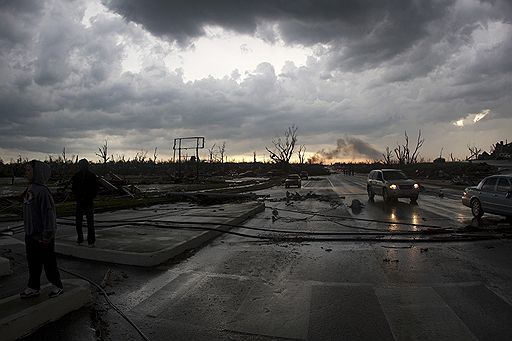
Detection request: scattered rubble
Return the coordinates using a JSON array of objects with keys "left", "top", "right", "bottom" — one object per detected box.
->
[
  {"left": 267, "top": 191, "right": 340, "bottom": 204},
  {"left": 99, "top": 173, "right": 142, "bottom": 197},
  {"left": 348, "top": 199, "right": 364, "bottom": 214}
]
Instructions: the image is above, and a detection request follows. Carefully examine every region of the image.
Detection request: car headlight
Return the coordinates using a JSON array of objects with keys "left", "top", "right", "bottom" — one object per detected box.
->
[
  {"left": 389, "top": 184, "right": 398, "bottom": 190},
  {"left": 413, "top": 183, "right": 419, "bottom": 189}
]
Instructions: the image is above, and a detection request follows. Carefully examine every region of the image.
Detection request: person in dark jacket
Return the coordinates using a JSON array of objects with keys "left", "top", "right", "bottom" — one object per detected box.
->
[
  {"left": 71, "top": 159, "right": 99, "bottom": 246},
  {"left": 20, "top": 160, "right": 64, "bottom": 298}
]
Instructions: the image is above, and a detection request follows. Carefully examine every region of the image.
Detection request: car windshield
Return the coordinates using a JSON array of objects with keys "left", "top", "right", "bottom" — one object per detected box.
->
[
  {"left": 288, "top": 174, "right": 300, "bottom": 179},
  {"left": 383, "top": 171, "right": 407, "bottom": 180}
]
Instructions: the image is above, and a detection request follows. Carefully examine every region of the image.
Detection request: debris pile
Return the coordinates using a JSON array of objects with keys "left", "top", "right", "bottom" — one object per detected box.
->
[{"left": 98, "top": 173, "right": 141, "bottom": 197}]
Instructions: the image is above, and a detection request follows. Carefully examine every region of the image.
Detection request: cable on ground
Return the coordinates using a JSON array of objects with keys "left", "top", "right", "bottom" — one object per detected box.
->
[{"left": 59, "top": 267, "right": 151, "bottom": 341}]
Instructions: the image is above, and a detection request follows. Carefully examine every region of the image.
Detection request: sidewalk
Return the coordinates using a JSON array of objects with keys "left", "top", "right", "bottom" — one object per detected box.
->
[
  {"left": 0, "top": 200, "right": 264, "bottom": 340},
  {"left": 55, "top": 201, "right": 264, "bottom": 266},
  {"left": 0, "top": 278, "right": 90, "bottom": 341}
]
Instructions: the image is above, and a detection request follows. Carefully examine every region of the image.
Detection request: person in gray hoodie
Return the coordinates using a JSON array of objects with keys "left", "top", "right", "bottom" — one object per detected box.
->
[{"left": 20, "top": 160, "right": 64, "bottom": 298}]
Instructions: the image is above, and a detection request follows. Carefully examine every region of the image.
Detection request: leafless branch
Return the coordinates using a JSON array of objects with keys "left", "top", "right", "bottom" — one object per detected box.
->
[
  {"left": 96, "top": 139, "right": 110, "bottom": 164},
  {"left": 298, "top": 144, "right": 306, "bottom": 164},
  {"left": 466, "top": 144, "right": 482, "bottom": 160},
  {"left": 266, "top": 125, "right": 298, "bottom": 164},
  {"left": 382, "top": 146, "right": 394, "bottom": 165}
]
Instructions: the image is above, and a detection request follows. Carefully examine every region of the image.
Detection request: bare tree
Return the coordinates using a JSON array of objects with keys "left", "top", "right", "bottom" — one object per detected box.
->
[
  {"left": 153, "top": 147, "right": 158, "bottom": 163},
  {"left": 265, "top": 125, "right": 298, "bottom": 164},
  {"left": 218, "top": 142, "right": 226, "bottom": 163},
  {"left": 134, "top": 149, "right": 148, "bottom": 163},
  {"left": 61, "top": 147, "right": 67, "bottom": 164},
  {"left": 408, "top": 130, "right": 425, "bottom": 164},
  {"left": 466, "top": 144, "right": 482, "bottom": 160},
  {"left": 208, "top": 143, "right": 217, "bottom": 162},
  {"left": 96, "top": 139, "right": 110, "bottom": 164},
  {"left": 298, "top": 144, "right": 306, "bottom": 164},
  {"left": 394, "top": 130, "right": 425, "bottom": 164},
  {"left": 382, "top": 146, "right": 394, "bottom": 165},
  {"left": 115, "top": 154, "right": 126, "bottom": 162},
  {"left": 393, "top": 144, "right": 406, "bottom": 165}
]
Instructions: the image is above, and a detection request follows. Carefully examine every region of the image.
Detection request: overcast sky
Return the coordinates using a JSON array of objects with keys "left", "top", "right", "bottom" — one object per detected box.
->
[{"left": 1, "top": 0, "right": 511, "bottom": 163}]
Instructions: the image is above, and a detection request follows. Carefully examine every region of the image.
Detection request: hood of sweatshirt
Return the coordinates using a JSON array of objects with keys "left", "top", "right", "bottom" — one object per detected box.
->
[
  {"left": 78, "top": 158, "right": 89, "bottom": 171},
  {"left": 24, "top": 160, "right": 56, "bottom": 239},
  {"left": 31, "top": 160, "right": 51, "bottom": 185}
]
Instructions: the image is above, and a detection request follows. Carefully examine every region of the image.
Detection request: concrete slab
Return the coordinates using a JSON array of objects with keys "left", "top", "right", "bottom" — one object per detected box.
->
[
  {"left": 55, "top": 202, "right": 264, "bottom": 267},
  {"left": 0, "top": 278, "right": 91, "bottom": 341},
  {"left": 0, "top": 236, "right": 24, "bottom": 246},
  {"left": 0, "top": 256, "right": 12, "bottom": 277}
]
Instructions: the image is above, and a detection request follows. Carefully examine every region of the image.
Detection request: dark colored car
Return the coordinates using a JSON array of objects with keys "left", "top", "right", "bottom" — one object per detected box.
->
[
  {"left": 285, "top": 174, "right": 302, "bottom": 188},
  {"left": 300, "top": 171, "right": 309, "bottom": 180},
  {"left": 367, "top": 169, "right": 420, "bottom": 203},
  {"left": 462, "top": 175, "right": 512, "bottom": 219}
]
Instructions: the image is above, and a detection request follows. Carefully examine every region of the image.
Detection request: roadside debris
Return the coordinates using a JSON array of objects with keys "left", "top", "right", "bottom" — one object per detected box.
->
[
  {"left": 451, "top": 175, "right": 472, "bottom": 186},
  {"left": 272, "top": 208, "right": 280, "bottom": 222},
  {"left": 268, "top": 191, "right": 339, "bottom": 203},
  {"left": 99, "top": 173, "right": 142, "bottom": 197},
  {"left": 100, "top": 268, "right": 113, "bottom": 289},
  {"left": 348, "top": 199, "right": 364, "bottom": 214}
]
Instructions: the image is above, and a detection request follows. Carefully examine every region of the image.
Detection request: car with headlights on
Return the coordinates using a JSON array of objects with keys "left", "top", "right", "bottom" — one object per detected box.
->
[
  {"left": 285, "top": 174, "right": 302, "bottom": 188},
  {"left": 462, "top": 175, "right": 512, "bottom": 219},
  {"left": 367, "top": 169, "right": 421, "bottom": 203}
]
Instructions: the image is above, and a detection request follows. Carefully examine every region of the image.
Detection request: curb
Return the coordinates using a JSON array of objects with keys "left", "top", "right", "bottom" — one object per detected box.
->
[{"left": 0, "top": 278, "right": 91, "bottom": 341}]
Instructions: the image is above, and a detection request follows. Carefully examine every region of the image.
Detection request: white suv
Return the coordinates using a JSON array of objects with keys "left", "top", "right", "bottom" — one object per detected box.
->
[{"left": 367, "top": 169, "right": 420, "bottom": 203}]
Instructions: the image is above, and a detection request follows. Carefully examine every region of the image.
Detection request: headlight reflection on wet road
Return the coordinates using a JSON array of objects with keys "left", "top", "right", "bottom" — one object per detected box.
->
[{"left": 388, "top": 208, "right": 399, "bottom": 231}]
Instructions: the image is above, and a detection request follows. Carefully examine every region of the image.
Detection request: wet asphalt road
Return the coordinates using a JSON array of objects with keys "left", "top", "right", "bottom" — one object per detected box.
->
[{"left": 19, "top": 174, "right": 512, "bottom": 340}]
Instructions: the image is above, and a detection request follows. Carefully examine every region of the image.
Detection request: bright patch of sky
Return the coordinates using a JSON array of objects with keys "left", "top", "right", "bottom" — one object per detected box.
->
[
  {"left": 453, "top": 109, "right": 490, "bottom": 127},
  {"left": 118, "top": 25, "right": 313, "bottom": 81},
  {"left": 166, "top": 27, "right": 312, "bottom": 81},
  {"left": 81, "top": 0, "right": 116, "bottom": 27},
  {"left": 471, "top": 20, "right": 510, "bottom": 49}
]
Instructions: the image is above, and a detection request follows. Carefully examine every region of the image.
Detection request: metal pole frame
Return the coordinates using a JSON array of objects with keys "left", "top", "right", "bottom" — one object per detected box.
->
[{"left": 172, "top": 137, "right": 205, "bottom": 179}]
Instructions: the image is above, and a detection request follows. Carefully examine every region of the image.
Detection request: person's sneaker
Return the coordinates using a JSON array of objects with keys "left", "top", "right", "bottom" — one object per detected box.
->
[
  {"left": 76, "top": 239, "right": 84, "bottom": 245},
  {"left": 48, "top": 286, "right": 64, "bottom": 298},
  {"left": 20, "top": 287, "right": 40, "bottom": 298},
  {"left": 88, "top": 243, "right": 95, "bottom": 248}
]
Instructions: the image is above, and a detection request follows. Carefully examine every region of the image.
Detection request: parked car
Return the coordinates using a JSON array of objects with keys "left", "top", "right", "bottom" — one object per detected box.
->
[
  {"left": 299, "top": 171, "right": 309, "bottom": 180},
  {"left": 462, "top": 175, "right": 512, "bottom": 219},
  {"left": 285, "top": 174, "right": 302, "bottom": 188},
  {"left": 367, "top": 169, "right": 420, "bottom": 203}
]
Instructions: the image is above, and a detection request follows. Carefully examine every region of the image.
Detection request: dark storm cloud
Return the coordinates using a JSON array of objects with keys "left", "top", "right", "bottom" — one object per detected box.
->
[
  {"left": 102, "top": 0, "right": 455, "bottom": 68},
  {"left": 1, "top": 0, "right": 512, "bottom": 161},
  {"left": 102, "top": 0, "right": 512, "bottom": 76},
  {"left": 0, "top": 0, "right": 44, "bottom": 47}
]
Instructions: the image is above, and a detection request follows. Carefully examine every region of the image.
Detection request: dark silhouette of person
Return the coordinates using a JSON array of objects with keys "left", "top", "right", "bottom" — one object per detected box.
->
[
  {"left": 71, "top": 159, "right": 99, "bottom": 246},
  {"left": 20, "top": 160, "right": 64, "bottom": 298}
]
